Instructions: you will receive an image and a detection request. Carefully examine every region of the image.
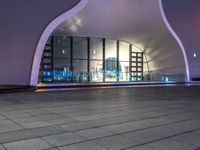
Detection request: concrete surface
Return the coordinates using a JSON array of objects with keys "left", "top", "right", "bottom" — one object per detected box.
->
[{"left": 0, "top": 86, "right": 200, "bottom": 149}]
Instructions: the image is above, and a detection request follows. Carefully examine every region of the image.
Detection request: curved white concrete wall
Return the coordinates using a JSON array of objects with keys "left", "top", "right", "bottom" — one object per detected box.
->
[
  {"left": 0, "top": 0, "right": 190, "bottom": 85},
  {"left": 0, "top": 0, "right": 80, "bottom": 85}
]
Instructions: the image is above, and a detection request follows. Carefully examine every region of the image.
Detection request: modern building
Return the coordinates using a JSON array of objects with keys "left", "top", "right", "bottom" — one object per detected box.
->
[{"left": 0, "top": 0, "right": 200, "bottom": 86}]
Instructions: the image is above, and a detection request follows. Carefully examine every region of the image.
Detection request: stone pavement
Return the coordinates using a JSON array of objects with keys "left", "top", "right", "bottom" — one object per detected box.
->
[{"left": 0, "top": 85, "right": 200, "bottom": 150}]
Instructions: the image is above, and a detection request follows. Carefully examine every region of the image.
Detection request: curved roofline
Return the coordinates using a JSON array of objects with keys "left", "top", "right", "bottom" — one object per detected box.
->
[{"left": 159, "top": 0, "right": 190, "bottom": 82}]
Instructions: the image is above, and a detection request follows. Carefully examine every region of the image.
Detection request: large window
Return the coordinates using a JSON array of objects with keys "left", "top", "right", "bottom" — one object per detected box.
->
[
  {"left": 72, "top": 37, "right": 88, "bottom": 82},
  {"left": 105, "top": 39, "right": 117, "bottom": 81},
  {"left": 39, "top": 36, "right": 144, "bottom": 83},
  {"left": 53, "top": 36, "right": 72, "bottom": 82},
  {"left": 90, "top": 38, "right": 103, "bottom": 82},
  {"left": 53, "top": 36, "right": 70, "bottom": 59},
  {"left": 119, "top": 42, "right": 130, "bottom": 81},
  {"left": 53, "top": 59, "right": 71, "bottom": 82}
]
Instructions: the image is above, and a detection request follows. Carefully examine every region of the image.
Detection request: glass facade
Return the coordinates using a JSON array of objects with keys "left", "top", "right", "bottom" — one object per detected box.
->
[
  {"left": 90, "top": 38, "right": 103, "bottom": 82},
  {"left": 119, "top": 42, "right": 130, "bottom": 81},
  {"left": 38, "top": 36, "right": 144, "bottom": 83},
  {"left": 105, "top": 40, "right": 117, "bottom": 81}
]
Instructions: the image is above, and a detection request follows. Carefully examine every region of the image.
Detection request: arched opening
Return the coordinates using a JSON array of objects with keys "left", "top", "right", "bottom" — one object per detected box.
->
[{"left": 31, "top": 0, "right": 189, "bottom": 86}]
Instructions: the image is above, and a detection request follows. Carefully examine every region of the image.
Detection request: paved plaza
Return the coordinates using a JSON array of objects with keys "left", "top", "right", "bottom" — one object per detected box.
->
[{"left": 0, "top": 85, "right": 200, "bottom": 150}]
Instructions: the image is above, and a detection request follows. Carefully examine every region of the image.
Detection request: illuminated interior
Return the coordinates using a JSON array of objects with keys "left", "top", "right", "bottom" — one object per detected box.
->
[{"left": 38, "top": 36, "right": 145, "bottom": 83}]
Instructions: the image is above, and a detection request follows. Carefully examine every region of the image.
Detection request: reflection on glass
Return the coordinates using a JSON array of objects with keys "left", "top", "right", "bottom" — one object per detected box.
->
[
  {"left": 43, "top": 59, "right": 51, "bottom": 63},
  {"left": 90, "top": 38, "right": 103, "bottom": 60},
  {"left": 105, "top": 40, "right": 117, "bottom": 59},
  {"left": 53, "top": 36, "right": 70, "bottom": 58},
  {"left": 119, "top": 61, "right": 129, "bottom": 81},
  {"left": 119, "top": 42, "right": 129, "bottom": 61},
  {"left": 45, "top": 45, "right": 52, "bottom": 50},
  {"left": 73, "top": 37, "right": 87, "bottom": 59},
  {"left": 90, "top": 61, "right": 103, "bottom": 82},
  {"left": 73, "top": 59, "right": 87, "bottom": 82},
  {"left": 119, "top": 42, "right": 130, "bottom": 81},
  {"left": 105, "top": 40, "right": 117, "bottom": 81},
  {"left": 53, "top": 59, "right": 72, "bottom": 82},
  {"left": 44, "top": 52, "right": 52, "bottom": 57}
]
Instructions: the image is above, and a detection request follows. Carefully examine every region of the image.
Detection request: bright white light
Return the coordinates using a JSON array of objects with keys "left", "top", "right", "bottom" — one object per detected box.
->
[
  {"left": 76, "top": 18, "right": 82, "bottom": 26},
  {"left": 69, "top": 25, "right": 77, "bottom": 32},
  {"left": 165, "top": 77, "right": 169, "bottom": 82},
  {"left": 62, "top": 49, "right": 65, "bottom": 54},
  {"left": 193, "top": 53, "right": 197, "bottom": 58}
]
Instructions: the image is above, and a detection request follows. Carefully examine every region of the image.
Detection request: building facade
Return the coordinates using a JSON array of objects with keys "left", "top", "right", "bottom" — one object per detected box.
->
[{"left": 0, "top": 0, "right": 200, "bottom": 85}]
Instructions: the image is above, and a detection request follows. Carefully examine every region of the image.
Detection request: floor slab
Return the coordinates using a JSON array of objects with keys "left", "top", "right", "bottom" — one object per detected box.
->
[{"left": 0, "top": 86, "right": 200, "bottom": 149}]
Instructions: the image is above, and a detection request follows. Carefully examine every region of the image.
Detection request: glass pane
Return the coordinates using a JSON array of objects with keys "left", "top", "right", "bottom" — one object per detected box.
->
[
  {"left": 44, "top": 52, "right": 52, "bottom": 57},
  {"left": 105, "top": 39, "right": 117, "bottom": 81},
  {"left": 45, "top": 45, "right": 52, "bottom": 50},
  {"left": 43, "top": 59, "right": 51, "bottom": 63},
  {"left": 137, "top": 58, "right": 142, "bottom": 62},
  {"left": 132, "top": 68, "right": 137, "bottom": 71},
  {"left": 138, "top": 68, "right": 143, "bottom": 71},
  {"left": 132, "top": 62, "right": 136, "bottom": 66},
  {"left": 119, "top": 61, "right": 129, "bottom": 81},
  {"left": 53, "top": 36, "right": 71, "bottom": 58},
  {"left": 138, "top": 63, "right": 142, "bottom": 67},
  {"left": 119, "top": 42, "right": 129, "bottom": 61},
  {"left": 138, "top": 53, "right": 143, "bottom": 57},
  {"left": 43, "top": 65, "right": 52, "bottom": 70},
  {"left": 132, "top": 58, "right": 137, "bottom": 61},
  {"left": 90, "top": 38, "right": 103, "bottom": 60},
  {"left": 105, "top": 39, "right": 117, "bottom": 59},
  {"left": 90, "top": 61, "right": 103, "bottom": 82},
  {"left": 53, "top": 59, "right": 72, "bottom": 82},
  {"left": 73, "top": 59, "right": 88, "bottom": 82},
  {"left": 73, "top": 37, "right": 87, "bottom": 59}
]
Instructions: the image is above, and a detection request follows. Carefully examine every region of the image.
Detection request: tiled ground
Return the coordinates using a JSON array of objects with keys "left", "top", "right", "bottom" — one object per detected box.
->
[{"left": 0, "top": 85, "right": 200, "bottom": 150}]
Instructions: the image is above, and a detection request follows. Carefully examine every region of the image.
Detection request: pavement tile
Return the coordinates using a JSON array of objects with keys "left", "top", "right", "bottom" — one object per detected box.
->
[
  {"left": 171, "top": 131, "right": 200, "bottom": 147},
  {"left": 3, "top": 138, "right": 52, "bottom": 150},
  {"left": 47, "top": 117, "right": 78, "bottom": 125},
  {"left": 142, "top": 139, "right": 196, "bottom": 150},
  {"left": 42, "top": 132, "right": 86, "bottom": 146},
  {"left": 0, "top": 124, "right": 23, "bottom": 133},
  {"left": 20, "top": 121, "right": 51, "bottom": 129},
  {"left": 93, "top": 135, "right": 134, "bottom": 150},
  {"left": 75, "top": 127, "right": 114, "bottom": 139},
  {"left": 12, "top": 117, "right": 41, "bottom": 124},
  {"left": 125, "top": 145, "right": 156, "bottom": 150},
  {"left": 0, "top": 120, "right": 15, "bottom": 126},
  {"left": 122, "top": 128, "right": 164, "bottom": 146},
  {"left": 59, "top": 141, "right": 108, "bottom": 150},
  {"left": 0, "top": 126, "right": 67, "bottom": 144}
]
